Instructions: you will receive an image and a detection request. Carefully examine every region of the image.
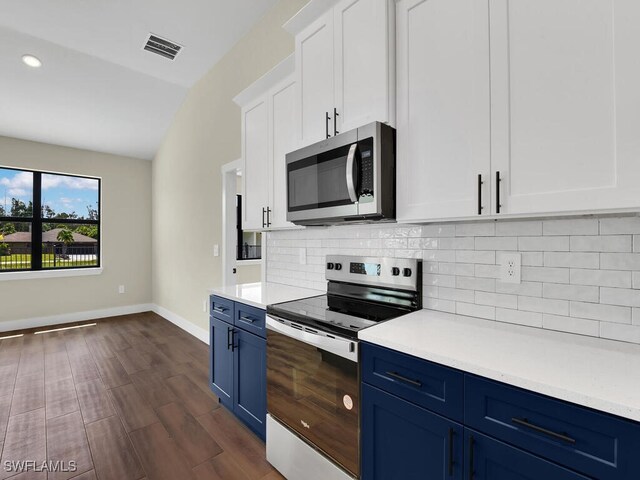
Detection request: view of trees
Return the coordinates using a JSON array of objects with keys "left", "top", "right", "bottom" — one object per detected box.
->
[{"left": 0, "top": 198, "right": 99, "bottom": 238}]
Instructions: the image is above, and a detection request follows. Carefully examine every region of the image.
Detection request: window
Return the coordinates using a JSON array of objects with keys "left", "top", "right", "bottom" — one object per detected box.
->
[
  {"left": 0, "top": 166, "right": 100, "bottom": 272},
  {"left": 236, "top": 195, "right": 261, "bottom": 261}
]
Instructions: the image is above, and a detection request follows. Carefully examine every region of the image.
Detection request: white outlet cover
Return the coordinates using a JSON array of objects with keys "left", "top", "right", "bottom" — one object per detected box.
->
[
  {"left": 499, "top": 253, "right": 521, "bottom": 284},
  {"left": 118, "top": 285, "right": 125, "bottom": 294},
  {"left": 299, "top": 248, "right": 307, "bottom": 265},
  {"left": 213, "top": 244, "right": 220, "bottom": 257}
]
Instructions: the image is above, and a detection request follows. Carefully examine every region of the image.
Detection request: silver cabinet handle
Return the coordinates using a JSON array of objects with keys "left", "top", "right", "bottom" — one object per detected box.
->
[
  {"left": 346, "top": 143, "right": 358, "bottom": 203},
  {"left": 239, "top": 315, "right": 255, "bottom": 324}
]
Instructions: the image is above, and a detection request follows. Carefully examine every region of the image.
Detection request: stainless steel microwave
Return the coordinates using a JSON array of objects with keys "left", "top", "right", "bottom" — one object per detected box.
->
[{"left": 286, "top": 122, "right": 395, "bottom": 226}]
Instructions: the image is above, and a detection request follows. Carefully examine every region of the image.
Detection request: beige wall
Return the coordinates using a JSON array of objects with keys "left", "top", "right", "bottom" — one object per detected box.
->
[
  {"left": 0, "top": 135, "right": 152, "bottom": 322},
  {"left": 152, "top": 0, "right": 307, "bottom": 331}
]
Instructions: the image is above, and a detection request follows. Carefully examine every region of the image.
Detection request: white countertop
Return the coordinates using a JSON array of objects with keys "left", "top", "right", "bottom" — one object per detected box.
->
[
  {"left": 359, "top": 309, "right": 640, "bottom": 422},
  {"left": 209, "top": 282, "right": 323, "bottom": 310}
]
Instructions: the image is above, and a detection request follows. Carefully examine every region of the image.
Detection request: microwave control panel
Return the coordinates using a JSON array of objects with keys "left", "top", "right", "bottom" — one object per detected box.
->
[{"left": 359, "top": 138, "right": 374, "bottom": 197}]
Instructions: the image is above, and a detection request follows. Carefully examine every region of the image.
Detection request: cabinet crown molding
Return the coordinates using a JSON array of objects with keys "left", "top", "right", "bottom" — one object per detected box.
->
[
  {"left": 283, "top": 0, "right": 341, "bottom": 36},
  {"left": 233, "top": 54, "right": 294, "bottom": 108}
]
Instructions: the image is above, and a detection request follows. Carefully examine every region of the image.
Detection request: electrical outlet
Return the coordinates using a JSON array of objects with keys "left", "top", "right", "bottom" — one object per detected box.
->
[
  {"left": 299, "top": 247, "right": 307, "bottom": 265},
  {"left": 118, "top": 285, "right": 125, "bottom": 294},
  {"left": 499, "top": 253, "right": 521, "bottom": 284},
  {"left": 203, "top": 299, "right": 208, "bottom": 313},
  {"left": 213, "top": 244, "right": 219, "bottom": 257}
]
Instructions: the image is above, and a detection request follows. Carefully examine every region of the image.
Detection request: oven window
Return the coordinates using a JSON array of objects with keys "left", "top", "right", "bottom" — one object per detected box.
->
[
  {"left": 267, "top": 330, "right": 359, "bottom": 477},
  {"left": 288, "top": 144, "right": 353, "bottom": 212}
]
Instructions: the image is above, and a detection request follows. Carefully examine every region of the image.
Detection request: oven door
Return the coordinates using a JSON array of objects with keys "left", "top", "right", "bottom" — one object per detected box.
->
[
  {"left": 266, "top": 316, "right": 359, "bottom": 477},
  {"left": 286, "top": 129, "right": 361, "bottom": 224}
]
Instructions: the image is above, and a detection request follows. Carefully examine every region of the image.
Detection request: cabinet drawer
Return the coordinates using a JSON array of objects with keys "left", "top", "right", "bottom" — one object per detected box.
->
[
  {"left": 361, "top": 343, "right": 463, "bottom": 422},
  {"left": 465, "top": 375, "right": 640, "bottom": 480},
  {"left": 210, "top": 295, "right": 234, "bottom": 322},
  {"left": 234, "top": 303, "right": 266, "bottom": 338}
]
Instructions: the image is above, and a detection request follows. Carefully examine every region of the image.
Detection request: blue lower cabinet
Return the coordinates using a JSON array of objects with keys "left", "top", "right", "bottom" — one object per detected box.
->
[
  {"left": 465, "top": 430, "right": 589, "bottom": 480},
  {"left": 210, "top": 316, "right": 234, "bottom": 407},
  {"left": 233, "top": 327, "right": 266, "bottom": 440},
  {"left": 361, "top": 383, "right": 464, "bottom": 480},
  {"left": 209, "top": 297, "right": 266, "bottom": 441}
]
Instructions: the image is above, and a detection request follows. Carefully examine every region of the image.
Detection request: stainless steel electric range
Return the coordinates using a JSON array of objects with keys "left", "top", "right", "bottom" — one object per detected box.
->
[{"left": 265, "top": 255, "right": 422, "bottom": 480}]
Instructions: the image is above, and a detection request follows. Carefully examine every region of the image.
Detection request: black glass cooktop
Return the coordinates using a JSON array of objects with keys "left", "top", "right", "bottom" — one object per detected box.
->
[{"left": 267, "top": 289, "right": 417, "bottom": 340}]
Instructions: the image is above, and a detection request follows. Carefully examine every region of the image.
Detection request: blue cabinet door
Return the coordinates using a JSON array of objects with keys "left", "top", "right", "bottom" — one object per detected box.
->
[
  {"left": 233, "top": 327, "right": 266, "bottom": 440},
  {"left": 210, "top": 316, "right": 234, "bottom": 407},
  {"left": 465, "top": 430, "right": 590, "bottom": 480},
  {"left": 361, "top": 383, "right": 463, "bottom": 480}
]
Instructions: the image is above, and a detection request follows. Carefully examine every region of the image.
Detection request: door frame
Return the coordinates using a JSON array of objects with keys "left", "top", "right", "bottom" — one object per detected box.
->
[{"left": 221, "top": 159, "right": 241, "bottom": 286}]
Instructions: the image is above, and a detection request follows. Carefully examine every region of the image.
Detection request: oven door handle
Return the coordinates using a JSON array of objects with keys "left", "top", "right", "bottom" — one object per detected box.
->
[
  {"left": 346, "top": 143, "right": 359, "bottom": 203},
  {"left": 266, "top": 316, "right": 358, "bottom": 363}
]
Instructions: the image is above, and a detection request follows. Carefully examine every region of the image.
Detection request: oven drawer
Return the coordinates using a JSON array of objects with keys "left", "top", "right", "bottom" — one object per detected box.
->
[
  {"left": 361, "top": 342, "right": 463, "bottom": 422},
  {"left": 465, "top": 375, "right": 640, "bottom": 480},
  {"left": 235, "top": 303, "right": 266, "bottom": 338},
  {"left": 210, "top": 295, "right": 234, "bottom": 322}
]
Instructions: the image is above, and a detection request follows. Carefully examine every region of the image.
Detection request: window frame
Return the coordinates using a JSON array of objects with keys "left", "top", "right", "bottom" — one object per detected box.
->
[{"left": 0, "top": 165, "right": 101, "bottom": 273}]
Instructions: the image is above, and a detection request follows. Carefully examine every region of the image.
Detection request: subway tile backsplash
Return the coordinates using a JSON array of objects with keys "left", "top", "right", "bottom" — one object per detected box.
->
[{"left": 265, "top": 216, "right": 640, "bottom": 345}]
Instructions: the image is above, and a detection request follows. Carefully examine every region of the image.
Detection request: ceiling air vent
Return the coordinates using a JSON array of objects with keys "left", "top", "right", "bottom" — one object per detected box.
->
[{"left": 143, "top": 34, "right": 182, "bottom": 60}]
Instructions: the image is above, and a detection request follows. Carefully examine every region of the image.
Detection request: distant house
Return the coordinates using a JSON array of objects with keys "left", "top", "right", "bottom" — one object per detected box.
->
[{"left": 2, "top": 228, "right": 97, "bottom": 254}]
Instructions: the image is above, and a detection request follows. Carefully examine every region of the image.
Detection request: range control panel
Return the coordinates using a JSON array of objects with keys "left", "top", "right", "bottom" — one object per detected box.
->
[{"left": 325, "top": 255, "right": 420, "bottom": 291}]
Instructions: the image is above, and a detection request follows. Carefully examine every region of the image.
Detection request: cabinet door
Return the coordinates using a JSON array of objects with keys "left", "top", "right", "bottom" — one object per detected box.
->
[
  {"left": 490, "top": 0, "right": 640, "bottom": 215},
  {"left": 210, "top": 316, "right": 234, "bottom": 407},
  {"left": 396, "top": 0, "right": 491, "bottom": 222},
  {"left": 334, "top": 0, "right": 394, "bottom": 133},
  {"left": 466, "top": 430, "right": 589, "bottom": 480},
  {"left": 233, "top": 328, "right": 266, "bottom": 440},
  {"left": 296, "top": 10, "right": 335, "bottom": 145},
  {"left": 242, "top": 97, "right": 269, "bottom": 231},
  {"left": 268, "top": 77, "right": 297, "bottom": 229},
  {"left": 361, "top": 384, "right": 463, "bottom": 480}
]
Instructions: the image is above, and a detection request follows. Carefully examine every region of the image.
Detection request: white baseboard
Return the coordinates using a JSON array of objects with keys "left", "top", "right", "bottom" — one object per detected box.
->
[
  {"left": 152, "top": 304, "right": 209, "bottom": 345},
  {"left": 0, "top": 303, "right": 154, "bottom": 333}
]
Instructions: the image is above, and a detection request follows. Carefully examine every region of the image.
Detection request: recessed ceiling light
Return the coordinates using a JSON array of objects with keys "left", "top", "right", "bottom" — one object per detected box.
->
[{"left": 22, "top": 54, "right": 42, "bottom": 68}]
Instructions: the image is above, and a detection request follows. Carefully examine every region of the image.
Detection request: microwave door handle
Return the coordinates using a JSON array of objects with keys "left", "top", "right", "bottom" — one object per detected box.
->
[{"left": 346, "top": 143, "right": 358, "bottom": 203}]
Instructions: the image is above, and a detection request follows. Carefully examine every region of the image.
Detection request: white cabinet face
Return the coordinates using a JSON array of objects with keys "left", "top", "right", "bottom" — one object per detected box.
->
[
  {"left": 270, "top": 80, "right": 297, "bottom": 229},
  {"left": 297, "top": 11, "right": 335, "bottom": 145},
  {"left": 490, "top": 0, "right": 640, "bottom": 214},
  {"left": 396, "top": 0, "right": 491, "bottom": 222},
  {"left": 242, "top": 100, "right": 269, "bottom": 231},
  {"left": 334, "top": 0, "right": 393, "bottom": 133}
]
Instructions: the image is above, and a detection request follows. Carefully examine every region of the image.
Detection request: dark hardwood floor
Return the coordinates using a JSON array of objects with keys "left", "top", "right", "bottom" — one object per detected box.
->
[{"left": 0, "top": 312, "right": 283, "bottom": 480}]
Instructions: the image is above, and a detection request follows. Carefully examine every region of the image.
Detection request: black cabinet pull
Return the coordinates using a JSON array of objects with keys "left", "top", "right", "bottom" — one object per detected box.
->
[
  {"left": 511, "top": 417, "right": 576, "bottom": 444},
  {"left": 325, "top": 111, "right": 331, "bottom": 138},
  {"left": 496, "top": 171, "right": 502, "bottom": 213},
  {"left": 230, "top": 328, "right": 237, "bottom": 352},
  {"left": 227, "top": 326, "right": 233, "bottom": 350},
  {"left": 333, "top": 107, "right": 339, "bottom": 136},
  {"left": 384, "top": 371, "right": 422, "bottom": 387},
  {"left": 448, "top": 427, "right": 454, "bottom": 476},
  {"left": 477, "top": 174, "right": 483, "bottom": 215},
  {"left": 468, "top": 435, "right": 475, "bottom": 480},
  {"left": 262, "top": 207, "right": 266, "bottom": 228},
  {"left": 266, "top": 207, "right": 271, "bottom": 227}
]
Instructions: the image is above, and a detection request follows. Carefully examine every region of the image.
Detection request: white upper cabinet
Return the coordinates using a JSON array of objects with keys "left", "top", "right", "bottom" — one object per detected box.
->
[
  {"left": 396, "top": 0, "right": 491, "bottom": 222},
  {"left": 334, "top": 0, "right": 395, "bottom": 133},
  {"left": 242, "top": 98, "right": 269, "bottom": 231},
  {"left": 269, "top": 76, "right": 297, "bottom": 229},
  {"left": 289, "top": 0, "right": 395, "bottom": 146},
  {"left": 235, "top": 56, "right": 300, "bottom": 232},
  {"left": 296, "top": 10, "right": 335, "bottom": 145},
  {"left": 490, "top": 0, "right": 640, "bottom": 215},
  {"left": 397, "top": 0, "right": 640, "bottom": 222}
]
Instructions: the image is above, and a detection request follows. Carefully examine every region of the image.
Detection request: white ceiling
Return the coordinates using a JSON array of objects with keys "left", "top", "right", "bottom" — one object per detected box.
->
[{"left": 0, "top": 0, "right": 278, "bottom": 160}]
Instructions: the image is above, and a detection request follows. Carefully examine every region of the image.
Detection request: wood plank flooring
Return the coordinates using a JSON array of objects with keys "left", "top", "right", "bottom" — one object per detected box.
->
[{"left": 0, "top": 312, "right": 283, "bottom": 480}]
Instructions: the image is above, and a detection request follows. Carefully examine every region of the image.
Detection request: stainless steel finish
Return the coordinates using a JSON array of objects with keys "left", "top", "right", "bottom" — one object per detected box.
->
[
  {"left": 266, "top": 414, "right": 355, "bottom": 480},
  {"left": 266, "top": 315, "right": 358, "bottom": 362},
  {"left": 326, "top": 255, "right": 420, "bottom": 291},
  {"left": 345, "top": 143, "right": 358, "bottom": 203},
  {"left": 286, "top": 121, "right": 395, "bottom": 225}
]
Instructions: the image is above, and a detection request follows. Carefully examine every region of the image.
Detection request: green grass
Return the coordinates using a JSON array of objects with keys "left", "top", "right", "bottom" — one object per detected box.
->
[{"left": 0, "top": 253, "right": 97, "bottom": 270}]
